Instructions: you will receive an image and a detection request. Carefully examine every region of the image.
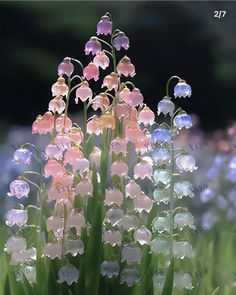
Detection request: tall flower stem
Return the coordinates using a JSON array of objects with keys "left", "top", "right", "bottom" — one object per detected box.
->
[{"left": 63, "top": 78, "right": 71, "bottom": 129}]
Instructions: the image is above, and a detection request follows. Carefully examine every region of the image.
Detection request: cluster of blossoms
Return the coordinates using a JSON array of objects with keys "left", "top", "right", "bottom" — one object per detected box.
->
[
  {"left": 151, "top": 77, "right": 196, "bottom": 291},
  {"left": 4, "top": 13, "right": 196, "bottom": 293}
]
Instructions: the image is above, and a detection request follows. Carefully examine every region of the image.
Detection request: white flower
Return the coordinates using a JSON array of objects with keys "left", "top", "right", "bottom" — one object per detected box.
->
[
  {"left": 57, "top": 265, "right": 79, "bottom": 285},
  {"left": 175, "top": 154, "right": 197, "bottom": 172}
]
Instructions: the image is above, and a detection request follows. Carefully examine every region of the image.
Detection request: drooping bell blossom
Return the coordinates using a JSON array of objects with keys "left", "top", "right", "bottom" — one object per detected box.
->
[
  {"left": 174, "top": 273, "right": 194, "bottom": 291},
  {"left": 119, "top": 87, "right": 131, "bottom": 104},
  {"left": 89, "top": 147, "right": 101, "bottom": 168},
  {"left": 111, "top": 137, "right": 127, "bottom": 155},
  {"left": 125, "top": 180, "right": 141, "bottom": 199},
  {"left": 76, "top": 179, "right": 93, "bottom": 197},
  {"left": 117, "top": 56, "right": 135, "bottom": 77},
  {"left": 134, "top": 133, "right": 152, "bottom": 154},
  {"left": 115, "top": 103, "right": 130, "bottom": 120},
  {"left": 65, "top": 239, "right": 84, "bottom": 256},
  {"left": 32, "top": 112, "right": 54, "bottom": 135},
  {"left": 44, "top": 242, "right": 62, "bottom": 260},
  {"left": 71, "top": 157, "right": 89, "bottom": 173},
  {"left": 113, "top": 32, "right": 130, "bottom": 50},
  {"left": 174, "top": 212, "right": 195, "bottom": 231},
  {"left": 134, "top": 227, "right": 152, "bottom": 245},
  {"left": 57, "top": 265, "right": 79, "bottom": 285},
  {"left": 85, "top": 37, "right": 102, "bottom": 55},
  {"left": 152, "top": 148, "right": 171, "bottom": 166},
  {"left": 151, "top": 128, "right": 172, "bottom": 145},
  {"left": 111, "top": 160, "right": 128, "bottom": 178},
  {"left": 46, "top": 216, "right": 64, "bottom": 232},
  {"left": 87, "top": 116, "right": 102, "bottom": 135},
  {"left": 128, "top": 88, "right": 144, "bottom": 107},
  {"left": 102, "top": 72, "right": 119, "bottom": 90},
  {"left": 120, "top": 268, "right": 140, "bottom": 287},
  {"left": 75, "top": 81, "right": 93, "bottom": 103},
  {"left": 105, "top": 188, "right": 123, "bottom": 207},
  {"left": 51, "top": 173, "right": 73, "bottom": 190},
  {"left": 174, "top": 113, "right": 193, "bottom": 130},
  {"left": 5, "top": 209, "right": 28, "bottom": 227},
  {"left": 45, "top": 142, "right": 64, "bottom": 160},
  {"left": 101, "top": 260, "right": 120, "bottom": 278},
  {"left": 56, "top": 115, "right": 72, "bottom": 133},
  {"left": 96, "top": 15, "right": 112, "bottom": 35},
  {"left": 103, "top": 230, "right": 122, "bottom": 246},
  {"left": 54, "top": 133, "right": 71, "bottom": 151},
  {"left": 48, "top": 184, "right": 70, "bottom": 203},
  {"left": 10, "top": 248, "right": 36, "bottom": 266},
  {"left": 4, "top": 236, "right": 27, "bottom": 254},
  {"left": 125, "top": 122, "right": 144, "bottom": 143},
  {"left": 174, "top": 181, "right": 194, "bottom": 199},
  {"left": 175, "top": 154, "right": 198, "bottom": 172},
  {"left": 83, "top": 63, "right": 99, "bottom": 81},
  {"left": 134, "top": 161, "right": 153, "bottom": 180},
  {"left": 91, "top": 93, "right": 110, "bottom": 111},
  {"left": 48, "top": 96, "right": 66, "bottom": 114},
  {"left": 44, "top": 159, "right": 65, "bottom": 178},
  {"left": 100, "top": 112, "right": 116, "bottom": 130},
  {"left": 173, "top": 241, "right": 194, "bottom": 259},
  {"left": 174, "top": 80, "right": 192, "bottom": 98},
  {"left": 150, "top": 236, "right": 169, "bottom": 255},
  {"left": 93, "top": 51, "right": 110, "bottom": 70},
  {"left": 157, "top": 97, "right": 175, "bottom": 116},
  {"left": 66, "top": 211, "right": 86, "bottom": 235},
  {"left": 8, "top": 179, "right": 30, "bottom": 198},
  {"left": 122, "top": 246, "right": 141, "bottom": 265},
  {"left": 122, "top": 214, "right": 139, "bottom": 231},
  {"left": 68, "top": 127, "right": 83, "bottom": 144},
  {"left": 134, "top": 192, "right": 153, "bottom": 213},
  {"left": 105, "top": 208, "right": 124, "bottom": 226},
  {"left": 13, "top": 148, "right": 32, "bottom": 165},
  {"left": 138, "top": 106, "right": 155, "bottom": 126},
  {"left": 58, "top": 57, "right": 74, "bottom": 77},
  {"left": 51, "top": 77, "right": 68, "bottom": 97},
  {"left": 123, "top": 107, "right": 138, "bottom": 127}
]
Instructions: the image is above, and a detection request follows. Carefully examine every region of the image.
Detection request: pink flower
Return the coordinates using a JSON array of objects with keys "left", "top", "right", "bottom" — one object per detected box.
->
[
  {"left": 51, "top": 77, "right": 68, "bottom": 97},
  {"left": 45, "top": 143, "right": 63, "bottom": 160},
  {"left": 117, "top": 56, "right": 135, "bottom": 77},
  {"left": 134, "top": 227, "right": 152, "bottom": 245},
  {"left": 134, "top": 161, "right": 153, "bottom": 179},
  {"left": 134, "top": 133, "right": 152, "bottom": 154},
  {"left": 58, "top": 57, "right": 74, "bottom": 76},
  {"left": 111, "top": 161, "right": 128, "bottom": 178},
  {"left": 87, "top": 117, "right": 102, "bottom": 135},
  {"left": 85, "top": 37, "right": 102, "bottom": 55},
  {"left": 128, "top": 88, "right": 144, "bottom": 107},
  {"left": 134, "top": 193, "right": 153, "bottom": 213},
  {"left": 56, "top": 114, "right": 72, "bottom": 133},
  {"left": 115, "top": 103, "right": 130, "bottom": 118},
  {"left": 125, "top": 122, "right": 144, "bottom": 143},
  {"left": 48, "top": 96, "right": 65, "bottom": 114},
  {"left": 54, "top": 133, "right": 71, "bottom": 151},
  {"left": 68, "top": 128, "right": 83, "bottom": 144},
  {"left": 93, "top": 51, "right": 110, "bottom": 70},
  {"left": 44, "top": 242, "right": 62, "bottom": 260},
  {"left": 91, "top": 93, "right": 110, "bottom": 111},
  {"left": 138, "top": 106, "right": 155, "bottom": 126},
  {"left": 125, "top": 181, "right": 141, "bottom": 199},
  {"left": 102, "top": 72, "right": 118, "bottom": 90},
  {"left": 105, "top": 188, "right": 123, "bottom": 207},
  {"left": 71, "top": 157, "right": 89, "bottom": 173},
  {"left": 66, "top": 211, "right": 86, "bottom": 235},
  {"left": 63, "top": 147, "right": 82, "bottom": 165},
  {"left": 83, "top": 63, "right": 99, "bottom": 81},
  {"left": 103, "top": 230, "right": 122, "bottom": 246},
  {"left": 110, "top": 137, "right": 127, "bottom": 155},
  {"left": 96, "top": 15, "right": 112, "bottom": 35},
  {"left": 44, "top": 160, "right": 65, "bottom": 178},
  {"left": 32, "top": 112, "right": 54, "bottom": 135},
  {"left": 119, "top": 87, "right": 131, "bottom": 104},
  {"left": 76, "top": 179, "right": 93, "bottom": 197},
  {"left": 89, "top": 147, "right": 101, "bottom": 167},
  {"left": 75, "top": 82, "right": 93, "bottom": 103},
  {"left": 46, "top": 216, "right": 64, "bottom": 232}
]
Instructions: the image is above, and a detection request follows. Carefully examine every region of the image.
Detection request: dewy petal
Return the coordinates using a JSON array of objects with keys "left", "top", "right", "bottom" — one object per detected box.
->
[
  {"left": 13, "top": 148, "right": 32, "bottom": 165},
  {"left": 101, "top": 260, "right": 120, "bottom": 278},
  {"left": 121, "top": 246, "right": 141, "bottom": 265},
  {"left": 8, "top": 180, "right": 30, "bottom": 198},
  {"left": 5, "top": 209, "right": 28, "bottom": 227},
  {"left": 174, "top": 81, "right": 192, "bottom": 98},
  {"left": 120, "top": 268, "right": 140, "bottom": 287},
  {"left": 57, "top": 265, "right": 79, "bottom": 285}
]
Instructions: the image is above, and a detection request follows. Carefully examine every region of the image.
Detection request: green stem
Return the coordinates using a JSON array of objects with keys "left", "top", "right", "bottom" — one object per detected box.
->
[
  {"left": 169, "top": 113, "right": 174, "bottom": 258},
  {"left": 83, "top": 101, "right": 87, "bottom": 154}
]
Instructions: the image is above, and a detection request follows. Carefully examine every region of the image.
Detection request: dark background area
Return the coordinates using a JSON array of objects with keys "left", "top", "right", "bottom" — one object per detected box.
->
[{"left": 1, "top": 1, "right": 236, "bottom": 135}]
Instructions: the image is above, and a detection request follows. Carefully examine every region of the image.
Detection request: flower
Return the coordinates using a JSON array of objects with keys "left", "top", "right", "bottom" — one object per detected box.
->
[
  {"left": 125, "top": 122, "right": 144, "bottom": 143},
  {"left": 76, "top": 179, "right": 93, "bottom": 198},
  {"left": 91, "top": 93, "right": 110, "bottom": 111},
  {"left": 57, "top": 265, "right": 79, "bottom": 285},
  {"left": 85, "top": 37, "right": 102, "bottom": 55},
  {"left": 152, "top": 216, "right": 170, "bottom": 233},
  {"left": 102, "top": 72, "right": 118, "bottom": 90},
  {"left": 101, "top": 260, "right": 120, "bottom": 278},
  {"left": 83, "top": 63, "right": 99, "bottom": 81},
  {"left": 93, "top": 51, "right": 110, "bottom": 70},
  {"left": 13, "top": 148, "right": 32, "bottom": 165},
  {"left": 134, "top": 227, "right": 152, "bottom": 245},
  {"left": 45, "top": 143, "right": 63, "bottom": 160},
  {"left": 66, "top": 211, "right": 86, "bottom": 235},
  {"left": 174, "top": 212, "right": 195, "bottom": 230},
  {"left": 56, "top": 115, "right": 72, "bottom": 133},
  {"left": 54, "top": 133, "right": 71, "bottom": 151},
  {"left": 122, "top": 214, "right": 139, "bottom": 231},
  {"left": 75, "top": 82, "right": 93, "bottom": 103},
  {"left": 65, "top": 239, "right": 84, "bottom": 256},
  {"left": 105, "top": 208, "right": 124, "bottom": 226},
  {"left": 152, "top": 128, "right": 172, "bottom": 145},
  {"left": 46, "top": 216, "right": 64, "bottom": 233},
  {"left": 157, "top": 97, "right": 175, "bottom": 115},
  {"left": 96, "top": 15, "right": 112, "bottom": 35},
  {"left": 32, "top": 112, "right": 54, "bottom": 135},
  {"left": 87, "top": 117, "right": 102, "bottom": 135},
  {"left": 100, "top": 112, "right": 116, "bottom": 129},
  {"left": 4, "top": 236, "right": 27, "bottom": 254},
  {"left": 48, "top": 96, "right": 66, "bottom": 114},
  {"left": 134, "top": 161, "right": 153, "bottom": 180},
  {"left": 150, "top": 237, "right": 169, "bottom": 255},
  {"left": 154, "top": 169, "right": 171, "bottom": 185},
  {"left": 134, "top": 193, "right": 153, "bottom": 213},
  {"left": 58, "top": 57, "right": 74, "bottom": 76},
  {"left": 113, "top": 32, "right": 130, "bottom": 50},
  {"left": 173, "top": 241, "right": 194, "bottom": 259},
  {"left": 103, "top": 230, "right": 122, "bottom": 246},
  {"left": 89, "top": 147, "right": 101, "bottom": 167},
  {"left": 111, "top": 137, "right": 127, "bottom": 155},
  {"left": 44, "top": 160, "right": 65, "bottom": 178},
  {"left": 105, "top": 188, "right": 123, "bottom": 207},
  {"left": 125, "top": 180, "right": 141, "bottom": 199},
  {"left": 174, "top": 80, "right": 192, "bottom": 98},
  {"left": 51, "top": 77, "right": 68, "bottom": 97},
  {"left": 117, "top": 56, "right": 135, "bottom": 77},
  {"left": 153, "top": 188, "right": 170, "bottom": 205},
  {"left": 138, "top": 106, "right": 155, "bottom": 126},
  {"left": 127, "top": 88, "right": 144, "bottom": 107},
  {"left": 5, "top": 209, "right": 28, "bottom": 227},
  {"left": 8, "top": 180, "right": 30, "bottom": 198},
  {"left": 175, "top": 154, "right": 197, "bottom": 172},
  {"left": 174, "top": 113, "right": 192, "bottom": 130},
  {"left": 111, "top": 161, "right": 128, "bottom": 178},
  {"left": 174, "top": 273, "right": 194, "bottom": 290},
  {"left": 152, "top": 148, "right": 171, "bottom": 166},
  {"left": 64, "top": 147, "right": 83, "bottom": 165},
  {"left": 121, "top": 246, "right": 141, "bottom": 265},
  {"left": 68, "top": 127, "right": 83, "bottom": 144},
  {"left": 120, "top": 268, "right": 140, "bottom": 287},
  {"left": 174, "top": 181, "right": 194, "bottom": 199}
]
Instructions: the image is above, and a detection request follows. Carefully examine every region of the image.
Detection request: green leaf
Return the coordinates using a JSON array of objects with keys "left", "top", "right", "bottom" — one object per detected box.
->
[
  {"left": 3, "top": 274, "right": 11, "bottom": 295},
  {"left": 161, "top": 258, "right": 174, "bottom": 295},
  {"left": 209, "top": 287, "right": 220, "bottom": 295}
]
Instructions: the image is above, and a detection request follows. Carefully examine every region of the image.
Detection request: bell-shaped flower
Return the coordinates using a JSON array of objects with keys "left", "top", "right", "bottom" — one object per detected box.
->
[
  {"left": 100, "top": 112, "right": 116, "bottom": 130},
  {"left": 89, "top": 147, "right": 101, "bottom": 168},
  {"left": 76, "top": 179, "right": 93, "bottom": 198},
  {"left": 111, "top": 137, "right": 127, "bottom": 155},
  {"left": 134, "top": 226, "right": 152, "bottom": 245},
  {"left": 75, "top": 82, "right": 93, "bottom": 103},
  {"left": 152, "top": 148, "right": 171, "bottom": 166},
  {"left": 54, "top": 133, "right": 71, "bottom": 151},
  {"left": 44, "top": 160, "right": 65, "bottom": 178},
  {"left": 64, "top": 147, "right": 83, "bottom": 166},
  {"left": 83, "top": 63, "right": 99, "bottom": 81},
  {"left": 44, "top": 241, "right": 62, "bottom": 260},
  {"left": 152, "top": 216, "right": 170, "bottom": 233},
  {"left": 66, "top": 211, "right": 86, "bottom": 235},
  {"left": 157, "top": 97, "right": 175, "bottom": 115},
  {"left": 173, "top": 241, "right": 194, "bottom": 259},
  {"left": 125, "top": 180, "right": 141, "bottom": 199},
  {"left": 105, "top": 188, "right": 123, "bottom": 207},
  {"left": 134, "top": 161, "right": 153, "bottom": 180},
  {"left": 120, "top": 268, "right": 140, "bottom": 287},
  {"left": 8, "top": 179, "right": 30, "bottom": 199},
  {"left": 48, "top": 96, "right": 66, "bottom": 114},
  {"left": 113, "top": 32, "right": 130, "bottom": 50},
  {"left": 127, "top": 88, "right": 144, "bottom": 107},
  {"left": 154, "top": 169, "right": 171, "bottom": 185},
  {"left": 174, "top": 181, "right": 194, "bottom": 199},
  {"left": 87, "top": 117, "right": 102, "bottom": 135},
  {"left": 5, "top": 209, "right": 28, "bottom": 227},
  {"left": 138, "top": 106, "right": 155, "bottom": 126},
  {"left": 153, "top": 188, "right": 170, "bottom": 205},
  {"left": 103, "top": 230, "right": 122, "bottom": 246},
  {"left": 174, "top": 212, "right": 195, "bottom": 231},
  {"left": 122, "top": 214, "right": 139, "bottom": 231},
  {"left": 71, "top": 157, "right": 89, "bottom": 173},
  {"left": 46, "top": 216, "right": 64, "bottom": 233},
  {"left": 102, "top": 72, "right": 118, "bottom": 90},
  {"left": 85, "top": 37, "right": 101, "bottom": 55},
  {"left": 93, "top": 51, "right": 110, "bottom": 69},
  {"left": 135, "top": 133, "right": 152, "bottom": 154},
  {"left": 13, "top": 148, "right": 32, "bottom": 165},
  {"left": 58, "top": 57, "right": 74, "bottom": 76},
  {"left": 152, "top": 128, "right": 172, "bottom": 145},
  {"left": 68, "top": 127, "right": 83, "bottom": 144},
  {"left": 32, "top": 112, "right": 54, "bottom": 135},
  {"left": 91, "top": 93, "right": 110, "bottom": 111},
  {"left": 134, "top": 192, "right": 153, "bottom": 213},
  {"left": 10, "top": 248, "right": 36, "bottom": 266},
  {"left": 175, "top": 154, "right": 197, "bottom": 172},
  {"left": 51, "top": 77, "right": 68, "bottom": 97},
  {"left": 174, "top": 113, "right": 193, "bottom": 130},
  {"left": 121, "top": 246, "right": 141, "bottom": 265},
  {"left": 174, "top": 80, "right": 192, "bottom": 98},
  {"left": 57, "top": 265, "right": 79, "bottom": 285},
  {"left": 101, "top": 260, "right": 120, "bottom": 278},
  {"left": 96, "top": 15, "right": 112, "bottom": 35},
  {"left": 4, "top": 236, "right": 27, "bottom": 254},
  {"left": 125, "top": 123, "right": 144, "bottom": 144},
  {"left": 111, "top": 160, "right": 128, "bottom": 178},
  {"left": 153, "top": 274, "right": 166, "bottom": 290},
  {"left": 105, "top": 208, "right": 124, "bottom": 226},
  {"left": 56, "top": 115, "right": 72, "bottom": 133},
  {"left": 150, "top": 237, "right": 169, "bottom": 255},
  {"left": 174, "top": 273, "right": 194, "bottom": 290},
  {"left": 45, "top": 143, "right": 63, "bottom": 160},
  {"left": 117, "top": 56, "right": 135, "bottom": 77},
  {"left": 65, "top": 239, "right": 84, "bottom": 256}
]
